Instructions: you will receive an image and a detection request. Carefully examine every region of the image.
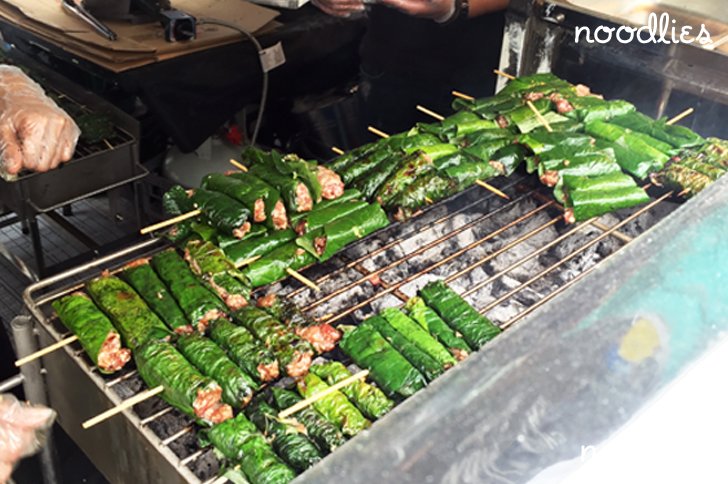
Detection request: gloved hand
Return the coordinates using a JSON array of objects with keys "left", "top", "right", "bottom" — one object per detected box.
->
[
  {"left": 376, "top": 0, "right": 457, "bottom": 22},
  {"left": 0, "top": 65, "right": 80, "bottom": 177},
  {"left": 311, "top": 0, "right": 365, "bottom": 18},
  {"left": 0, "top": 394, "right": 56, "bottom": 483}
]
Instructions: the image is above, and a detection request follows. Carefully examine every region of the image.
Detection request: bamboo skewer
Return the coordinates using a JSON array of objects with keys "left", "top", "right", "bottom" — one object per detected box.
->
[
  {"left": 526, "top": 100, "right": 553, "bottom": 133},
  {"left": 140, "top": 210, "right": 202, "bottom": 235},
  {"left": 367, "top": 126, "right": 390, "bottom": 139},
  {"left": 278, "top": 370, "right": 369, "bottom": 419},
  {"left": 15, "top": 335, "right": 79, "bottom": 367},
  {"left": 666, "top": 108, "right": 695, "bottom": 126},
  {"left": 331, "top": 146, "right": 345, "bottom": 155},
  {"left": 475, "top": 180, "right": 510, "bottom": 200},
  {"left": 286, "top": 268, "right": 321, "bottom": 292},
  {"left": 229, "top": 159, "right": 248, "bottom": 172},
  {"left": 416, "top": 105, "right": 445, "bottom": 121},
  {"left": 82, "top": 386, "right": 165, "bottom": 429},
  {"left": 234, "top": 255, "right": 262, "bottom": 269},
  {"left": 452, "top": 90, "right": 475, "bottom": 101},
  {"left": 494, "top": 69, "right": 516, "bottom": 80}
]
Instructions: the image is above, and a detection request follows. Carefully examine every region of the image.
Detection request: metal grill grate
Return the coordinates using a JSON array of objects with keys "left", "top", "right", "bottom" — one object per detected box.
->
[{"left": 23, "top": 175, "right": 678, "bottom": 483}]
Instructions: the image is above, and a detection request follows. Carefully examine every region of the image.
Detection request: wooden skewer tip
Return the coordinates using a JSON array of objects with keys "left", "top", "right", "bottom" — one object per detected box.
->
[
  {"left": 666, "top": 108, "right": 695, "bottom": 126},
  {"left": 416, "top": 105, "right": 445, "bottom": 121},
  {"left": 451, "top": 90, "right": 475, "bottom": 101},
  {"left": 234, "top": 255, "right": 261, "bottom": 268},
  {"left": 140, "top": 209, "right": 202, "bottom": 235},
  {"left": 526, "top": 100, "right": 553, "bottom": 133},
  {"left": 475, "top": 180, "right": 510, "bottom": 200},
  {"left": 82, "top": 385, "right": 165, "bottom": 429},
  {"left": 229, "top": 159, "right": 249, "bottom": 172},
  {"left": 367, "top": 126, "right": 390, "bottom": 139},
  {"left": 15, "top": 335, "right": 79, "bottom": 367},
  {"left": 331, "top": 146, "right": 345, "bottom": 155},
  {"left": 494, "top": 69, "right": 516, "bottom": 80},
  {"left": 286, "top": 268, "right": 321, "bottom": 292},
  {"left": 278, "top": 369, "right": 369, "bottom": 419}
]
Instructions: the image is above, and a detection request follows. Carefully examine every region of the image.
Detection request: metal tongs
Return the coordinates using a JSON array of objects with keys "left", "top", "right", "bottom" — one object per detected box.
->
[{"left": 61, "top": 0, "right": 118, "bottom": 41}]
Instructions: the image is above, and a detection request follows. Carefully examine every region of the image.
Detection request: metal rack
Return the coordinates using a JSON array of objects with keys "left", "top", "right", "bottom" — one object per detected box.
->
[{"left": 20, "top": 173, "right": 678, "bottom": 483}]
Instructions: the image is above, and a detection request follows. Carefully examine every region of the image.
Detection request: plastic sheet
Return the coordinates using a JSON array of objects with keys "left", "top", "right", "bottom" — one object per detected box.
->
[
  {"left": 0, "top": 66, "right": 80, "bottom": 179},
  {"left": 0, "top": 394, "right": 56, "bottom": 483}
]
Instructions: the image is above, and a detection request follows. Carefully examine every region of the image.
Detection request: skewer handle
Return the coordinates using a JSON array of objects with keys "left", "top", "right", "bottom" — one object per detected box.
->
[
  {"left": 278, "top": 370, "right": 369, "bottom": 419},
  {"left": 229, "top": 159, "right": 249, "bottom": 172},
  {"left": 494, "top": 69, "right": 516, "bottom": 80},
  {"left": 82, "top": 385, "right": 165, "bottom": 429},
  {"left": 140, "top": 210, "right": 201, "bottom": 235},
  {"left": 666, "top": 108, "right": 694, "bottom": 126},
  {"left": 286, "top": 268, "right": 321, "bottom": 292},
  {"left": 475, "top": 180, "right": 510, "bottom": 200},
  {"left": 331, "top": 146, "right": 345, "bottom": 155},
  {"left": 15, "top": 335, "right": 79, "bottom": 367},
  {"left": 452, "top": 90, "right": 475, "bottom": 101},
  {"left": 367, "top": 126, "right": 390, "bottom": 139},
  {"left": 416, "top": 105, "right": 445, "bottom": 121}
]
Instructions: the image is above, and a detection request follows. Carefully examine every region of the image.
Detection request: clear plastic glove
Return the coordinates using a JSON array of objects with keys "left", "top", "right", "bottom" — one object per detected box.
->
[
  {"left": 312, "top": 0, "right": 366, "bottom": 18},
  {"left": 0, "top": 394, "right": 56, "bottom": 484},
  {"left": 0, "top": 65, "right": 80, "bottom": 177},
  {"left": 376, "top": 0, "right": 456, "bottom": 22}
]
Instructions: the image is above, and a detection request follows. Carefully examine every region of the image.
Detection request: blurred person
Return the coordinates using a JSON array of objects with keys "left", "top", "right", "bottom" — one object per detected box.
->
[{"left": 313, "top": 0, "right": 510, "bottom": 135}]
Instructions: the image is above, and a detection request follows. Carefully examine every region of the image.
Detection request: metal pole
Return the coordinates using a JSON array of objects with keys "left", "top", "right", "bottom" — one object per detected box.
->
[
  {"left": 0, "top": 373, "right": 24, "bottom": 393},
  {"left": 11, "top": 316, "right": 60, "bottom": 484}
]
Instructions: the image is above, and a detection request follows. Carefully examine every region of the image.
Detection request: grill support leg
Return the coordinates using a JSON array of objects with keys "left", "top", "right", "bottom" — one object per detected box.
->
[
  {"left": 27, "top": 218, "right": 46, "bottom": 278},
  {"left": 11, "top": 316, "right": 60, "bottom": 484}
]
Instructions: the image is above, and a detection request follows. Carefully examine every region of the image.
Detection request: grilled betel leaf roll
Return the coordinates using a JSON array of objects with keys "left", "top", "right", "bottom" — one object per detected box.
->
[
  {"left": 223, "top": 229, "right": 297, "bottom": 268},
  {"left": 135, "top": 340, "right": 232, "bottom": 424},
  {"left": 52, "top": 292, "right": 131, "bottom": 373},
  {"left": 233, "top": 307, "right": 314, "bottom": 377},
  {"left": 270, "top": 387, "right": 347, "bottom": 453},
  {"left": 380, "top": 307, "right": 457, "bottom": 368},
  {"left": 609, "top": 111, "right": 704, "bottom": 148},
  {"left": 419, "top": 281, "right": 501, "bottom": 349},
  {"left": 245, "top": 148, "right": 315, "bottom": 215},
  {"left": 404, "top": 296, "right": 471, "bottom": 361},
  {"left": 296, "top": 203, "right": 389, "bottom": 262},
  {"left": 290, "top": 200, "right": 368, "bottom": 236},
  {"left": 297, "top": 372, "right": 370, "bottom": 437},
  {"left": 243, "top": 242, "right": 317, "bottom": 288},
  {"left": 310, "top": 362, "right": 394, "bottom": 420},
  {"left": 208, "top": 318, "right": 279, "bottom": 382},
  {"left": 176, "top": 333, "right": 258, "bottom": 408},
  {"left": 188, "top": 188, "right": 252, "bottom": 238},
  {"left": 365, "top": 316, "right": 444, "bottom": 382},
  {"left": 340, "top": 323, "right": 427, "bottom": 398},
  {"left": 151, "top": 249, "right": 227, "bottom": 333},
  {"left": 203, "top": 172, "right": 288, "bottom": 230},
  {"left": 246, "top": 396, "right": 322, "bottom": 472},
  {"left": 207, "top": 413, "right": 296, "bottom": 484},
  {"left": 86, "top": 275, "right": 171, "bottom": 350},
  {"left": 122, "top": 259, "right": 192, "bottom": 334},
  {"left": 184, "top": 240, "right": 250, "bottom": 311}
]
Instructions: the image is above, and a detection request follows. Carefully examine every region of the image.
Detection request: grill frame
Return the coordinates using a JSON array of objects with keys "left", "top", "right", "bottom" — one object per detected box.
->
[{"left": 20, "top": 172, "right": 679, "bottom": 483}]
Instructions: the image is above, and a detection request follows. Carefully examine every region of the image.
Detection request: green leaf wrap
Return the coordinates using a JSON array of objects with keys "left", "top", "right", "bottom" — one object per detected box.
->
[
  {"left": 162, "top": 185, "right": 194, "bottom": 215},
  {"left": 245, "top": 397, "right": 322, "bottom": 472},
  {"left": 310, "top": 362, "right": 394, "bottom": 420},
  {"left": 135, "top": 340, "right": 227, "bottom": 424},
  {"left": 52, "top": 293, "right": 129, "bottom": 373},
  {"left": 380, "top": 308, "right": 457, "bottom": 368},
  {"left": 566, "top": 97, "right": 636, "bottom": 123},
  {"left": 208, "top": 318, "right": 279, "bottom": 382},
  {"left": 340, "top": 323, "right": 426, "bottom": 398},
  {"left": 86, "top": 276, "right": 170, "bottom": 350},
  {"left": 340, "top": 148, "right": 395, "bottom": 185},
  {"left": 610, "top": 112, "right": 704, "bottom": 148},
  {"left": 270, "top": 388, "right": 346, "bottom": 454},
  {"left": 247, "top": 163, "right": 310, "bottom": 214},
  {"left": 233, "top": 307, "right": 313, "bottom": 377},
  {"left": 490, "top": 144, "right": 528, "bottom": 176},
  {"left": 189, "top": 188, "right": 251, "bottom": 236},
  {"left": 202, "top": 172, "right": 284, "bottom": 228},
  {"left": 461, "top": 138, "right": 512, "bottom": 162},
  {"left": 176, "top": 333, "right": 258, "bottom": 408},
  {"left": 184, "top": 240, "right": 250, "bottom": 309},
  {"left": 404, "top": 297, "right": 471, "bottom": 358},
  {"left": 539, "top": 150, "right": 621, "bottom": 178},
  {"left": 354, "top": 151, "right": 418, "bottom": 199},
  {"left": 498, "top": 73, "right": 572, "bottom": 96},
  {"left": 151, "top": 249, "right": 227, "bottom": 331},
  {"left": 122, "top": 261, "right": 191, "bottom": 333},
  {"left": 297, "top": 373, "right": 370, "bottom": 437},
  {"left": 207, "top": 414, "right": 296, "bottom": 484},
  {"left": 365, "top": 316, "right": 443, "bottom": 382},
  {"left": 658, "top": 164, "right": 713, "bottom": 196},
  {"left": 566, "top": 182, "right": 650, "bottom": 221},
  {"left": 388, "top": 174, "right": 459, "bottom": 215},
  {"left": 327, "top": 143, "right": 379, "bottom": 174},
  {"left": 290, "top": 200, "right": 369, "bottom": 236},
  {"left": 243, "top": 242, "right": 317, "bottom": 288},
  {"left": 297, "top": 203, "right": 389, "bottom": 262},
  {"left": 442, "top": 161, "right": 500, "bottom": 187},
  {"left": 224, "top": 229, "right": 297, "bottom": 267},
  {"left": 419, "top": 281, "right": 501, "bottom": 349},
  {"left": 375, "top": 151, "right": 437, "bottom": 205}
]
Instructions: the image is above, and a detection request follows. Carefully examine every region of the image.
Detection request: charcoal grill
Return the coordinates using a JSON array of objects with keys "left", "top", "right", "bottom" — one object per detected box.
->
[
  {"left": 20, "top": 169, "right": 684, "bottom": 483},
  {"left": 0, "top": 48, "right": 146, "bottom": 277}
]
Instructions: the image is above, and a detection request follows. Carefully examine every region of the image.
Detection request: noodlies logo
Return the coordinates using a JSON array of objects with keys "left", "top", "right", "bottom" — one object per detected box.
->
[{"left": 575, "top": 12, "right": 713, "bottom": 45}]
